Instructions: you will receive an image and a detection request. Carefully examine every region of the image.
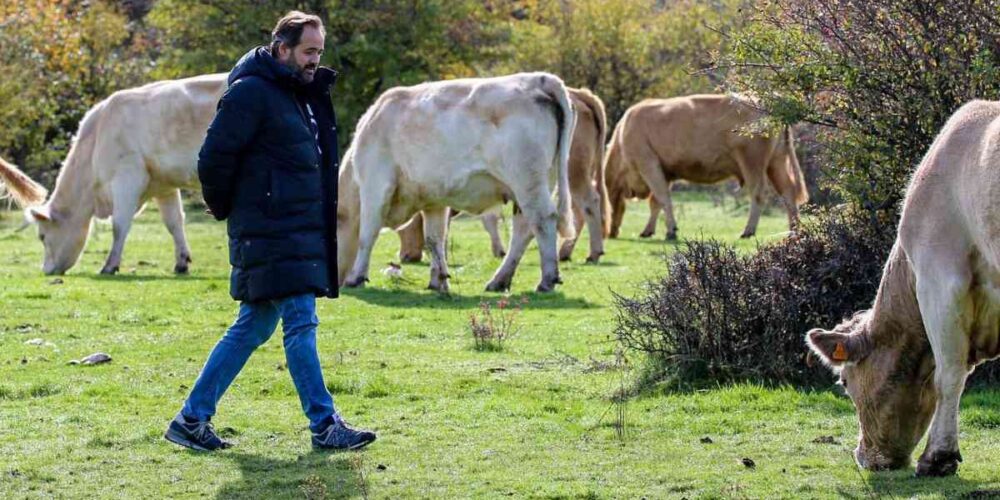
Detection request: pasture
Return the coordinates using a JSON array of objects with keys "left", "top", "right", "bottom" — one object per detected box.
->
[{"left": 1, "top": 194, "right": 998, "bottom": 499}]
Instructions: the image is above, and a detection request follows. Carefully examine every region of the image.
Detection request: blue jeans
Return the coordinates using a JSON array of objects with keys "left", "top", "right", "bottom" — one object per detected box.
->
[{"left": 182, "top": 293, "right": 336, "bottom": 432}]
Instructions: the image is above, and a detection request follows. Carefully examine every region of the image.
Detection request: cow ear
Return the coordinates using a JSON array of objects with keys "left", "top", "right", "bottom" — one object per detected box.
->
[
  {"left": 25, "top": 205, "right": 52, "bottom": 222},
  {"left": 806, "top": 328, "right": 872, "bottom": 368}
]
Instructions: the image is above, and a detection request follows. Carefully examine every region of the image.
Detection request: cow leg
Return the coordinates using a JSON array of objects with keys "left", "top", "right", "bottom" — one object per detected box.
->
[
  {"left": 156, "top": 190, "right": 192, "bottom": 274},
  {"left": 485, "top": 209, "right": 532, "bottom": 293},
  {"left": 423, "top": 207, "right": 451, "bottom": 292},
  {"left": 732, "top": 149, "right": 766, "bottom": 239},
  {"left": 344, "top": 185, "right": 391, "bottom": 288},
  {"left": 636, "top": 162, "right": 678, "bottom": 240},
  {"left": 524, "top": 204, "right": 561, "bottom": 293},
  {"left": 558, "top": 203, "right": 585, "bottom": 262},
  {"left": 101, "top": 169, "right": 148, "bottom": 275},
  {"left": 609, "top": 187, "right": 627, "bottom": 239},
  {"left": 639, "top": 197, "right": 661, "bottom": 238},
  {"left": 481, "top": 211, "right": 506, "bottom": 258},
  {"left": 767, "top": 156, "right": 801, "bottom": 233},
  {"left": 398, "top": 213, "right": 424, "bottom": 263},
  {"left": 915, "top": 271, "right": 972, "bottom": 477}
]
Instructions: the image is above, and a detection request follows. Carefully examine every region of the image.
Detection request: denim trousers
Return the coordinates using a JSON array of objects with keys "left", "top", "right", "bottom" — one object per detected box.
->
[{"left": 182, "top": 293, "right": 336, "bottom": 431}]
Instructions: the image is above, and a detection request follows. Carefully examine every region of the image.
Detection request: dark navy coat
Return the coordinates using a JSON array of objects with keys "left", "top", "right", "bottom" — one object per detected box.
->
[{"left": 198, "top": 47, "right": 340, "bottom": 302}]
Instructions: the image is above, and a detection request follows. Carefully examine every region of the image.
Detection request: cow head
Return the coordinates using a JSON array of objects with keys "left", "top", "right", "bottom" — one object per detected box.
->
[
  {"left": 807, "top": 311, "right": 936, "bottom": 471},
  {"left": 25, "top": 204, "right": 90, "bottom": 275}
]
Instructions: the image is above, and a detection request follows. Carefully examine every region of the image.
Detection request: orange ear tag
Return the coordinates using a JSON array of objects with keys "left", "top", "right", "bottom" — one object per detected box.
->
[{"left": 832, "top": 342, "right": 849, "bottom": 362}]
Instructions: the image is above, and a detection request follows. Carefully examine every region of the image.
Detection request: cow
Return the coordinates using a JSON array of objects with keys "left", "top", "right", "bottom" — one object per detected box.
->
[
  {"left": 395, "top": 87, "right": 610, "bottom": 264},
  {"left": 807, "top": 100, "right": 1000, "bottom": 477},
  {"left": 337, "top": 72, "right": 576, "bottom": 293},
  {"left": 605, "top": 94, "right": 808, "bottom": 240},
  {"left": 2, "top": 73, "right": 229, "bottom": 275}
]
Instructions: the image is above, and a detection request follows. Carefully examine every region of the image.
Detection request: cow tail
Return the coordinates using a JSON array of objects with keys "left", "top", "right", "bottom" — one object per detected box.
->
[
  {"left": 785, "top": 125, "right": 809, "bottom": 205},
  {"left": 542, "top": 76, "right": 576, "bottom": 240},
  {"left": 0, "top": 156, "right": 48, "bottom": 208}
]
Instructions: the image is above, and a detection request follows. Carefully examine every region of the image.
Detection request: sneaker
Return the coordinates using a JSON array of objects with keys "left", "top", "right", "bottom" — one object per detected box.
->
[
  {"left": 312, "top": 417, "right": 376, "bottom": 451},
  {"left": 164, "top": 413, "right": 232, "bottom": 451}
]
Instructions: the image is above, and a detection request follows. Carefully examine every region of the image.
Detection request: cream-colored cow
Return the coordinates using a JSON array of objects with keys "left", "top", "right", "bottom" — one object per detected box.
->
[
  {"left": 1, "top": 73, "right": 228, "bottom": 275},
  {"left": 605, "top": 94, "right": 808, "bottom": 240},
  {"left": 396, "top": 87, "right": 610, "bottom": 264},
  {"left": 337, "top": 73, "right": 576, "bottom": 293},
  {"left": 808, "top": 100, "right": 1000, "bottom": 476}
]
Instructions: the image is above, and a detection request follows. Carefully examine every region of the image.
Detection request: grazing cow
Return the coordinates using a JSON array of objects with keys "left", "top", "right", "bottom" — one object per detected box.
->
[
  {"left": 396, "top": 87, "right": 610, "bottom": 263},
  {"left": 4, "top": 73, "right": 228, "bottom": 275},
  {"left": 605, "top": 94, "right": 808, "bottom": 240},
  {"left": 807, "top": 100, "right": 1000, "bottom": 476},
  {"left": 337, "top": 72, "right": 576, "bottom": 293}
]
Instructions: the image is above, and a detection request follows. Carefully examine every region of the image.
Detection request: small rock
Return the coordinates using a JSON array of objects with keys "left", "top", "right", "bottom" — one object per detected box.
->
[
  {"left": 376, "top": 464, "right": 387, "bottom": 471},
  {"left": 812, "top": 435, "right": 839, "bottom": 445},
  {"left": 741, "top": 457, "right": 756, "bottom": 469},
  {"left": 24, "top": 338, "right": 45, "bottom": 346},
  {"left": 20, "top": 357, "right": 27, "bottom": 365},
  {"left": 80, "top": 352, "right": 112, "bottom": 365},
  {"left": 700, "top": 436, "right": 713, "bottom": 444},
  {"left": 48, "top": 278, "right": 64, "bottom": 285}
]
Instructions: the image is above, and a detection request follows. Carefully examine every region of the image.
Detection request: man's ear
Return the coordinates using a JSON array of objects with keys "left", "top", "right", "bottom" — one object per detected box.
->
[{"left": 806, "top": 328, "right": 873, "bottom": 368}]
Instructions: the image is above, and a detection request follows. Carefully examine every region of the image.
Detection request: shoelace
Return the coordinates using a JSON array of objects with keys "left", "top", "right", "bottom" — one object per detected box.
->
[{"left": 191, "top": 421, "right": 218, "bottom": 442}]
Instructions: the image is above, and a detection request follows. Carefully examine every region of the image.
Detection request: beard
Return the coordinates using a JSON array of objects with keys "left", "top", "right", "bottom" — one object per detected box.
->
[{"left": 285, "top": 58, "right": 318, "bottom": 84}]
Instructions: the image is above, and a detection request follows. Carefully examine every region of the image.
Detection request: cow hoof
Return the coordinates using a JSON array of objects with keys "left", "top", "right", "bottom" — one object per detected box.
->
[
  {"left": 535, "top": 282, "right": 555, "bottom": 293},
  {"left": 665, "top": 232, "right": 678, "bottom": 241},
  {"left": 585, "top": 255, "right": 600, "bottom": 264},
  {"left": 639, "top": 231, "right": 654, "bottom": 239},
  {"left": 344, "top": 277, "right": 368, "bottom": 288},
  {"left": 174, "top": 264, "right": 190, "bottom": 275},
  {"left": 485, "top": 280, "right": 511, "bottom": 293},
  {"left": 916, "top": 450, "right": 962, "bottom": 477},
  {"left": 100, "top": 265, "right": 119, "bottom": 275},
  {"left": 609, "top": 230, "right": 620, "bottom": 239},
  {"left": 400, "top": 254, "right": 422, "bottom": 264},
  {"left": 740, "top": 232, "right": 755, "bottom": 239},
  {"left": 559, "top": 255, "right": 571, "bottom": 262}
]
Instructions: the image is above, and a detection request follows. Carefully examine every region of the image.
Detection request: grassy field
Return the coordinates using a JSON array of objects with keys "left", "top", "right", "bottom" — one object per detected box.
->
[{"left": 1, "top": 192, "right": 998, "bottom": 499}]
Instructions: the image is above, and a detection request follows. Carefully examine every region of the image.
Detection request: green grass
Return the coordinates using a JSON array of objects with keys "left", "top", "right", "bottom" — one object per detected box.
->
[{"left": 1, "top": 192, "right": 998, "bottom": 499}]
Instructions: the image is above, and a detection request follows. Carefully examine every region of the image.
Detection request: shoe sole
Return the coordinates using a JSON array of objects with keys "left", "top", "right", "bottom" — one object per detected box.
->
[{"left": 164, "top": 429, "right": 213, "bottom": 452}]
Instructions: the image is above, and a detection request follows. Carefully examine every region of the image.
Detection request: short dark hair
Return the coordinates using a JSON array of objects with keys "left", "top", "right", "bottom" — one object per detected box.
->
[{"left": 270, "top": 11, "right": 325, "bottom": 55}]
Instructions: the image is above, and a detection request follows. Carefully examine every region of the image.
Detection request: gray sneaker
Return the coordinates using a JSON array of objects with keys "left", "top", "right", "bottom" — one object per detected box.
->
[
  {"left": 312, "top": 417, "right": 376, "bottom": 451},
  {"left": 164, "top": 413, "right": 232, "bottom": 451}
]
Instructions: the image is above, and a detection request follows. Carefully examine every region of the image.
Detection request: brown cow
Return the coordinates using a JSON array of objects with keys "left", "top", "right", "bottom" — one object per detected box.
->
[
  {"left": 396, "top": 87, "right": 610, "bottom": 263},
  {"left": 807, "top": 100, "right": 1000, "bottom": 476},
  {"left": 605, "top": 94, "right": 808, "bottom": 240}
]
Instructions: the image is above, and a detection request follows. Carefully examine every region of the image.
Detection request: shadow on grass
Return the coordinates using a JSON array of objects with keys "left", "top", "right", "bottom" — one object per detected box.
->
[
  {"left": 341, "top": 286, "right": 600, "bottom": 310},
  {"left": 835, "top": 468, "right": 992, "bottom": 499},
  {"left": 78, "top": 273, "right": 214, "bottom": 282},
  {"left": 215, "top": 451, "right": 364, "bottom": 499}
]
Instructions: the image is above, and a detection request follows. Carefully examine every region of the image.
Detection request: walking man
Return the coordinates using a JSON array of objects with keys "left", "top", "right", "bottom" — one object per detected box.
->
[{"left": 165, "top": 11, "right": 375, "bottom": 452}]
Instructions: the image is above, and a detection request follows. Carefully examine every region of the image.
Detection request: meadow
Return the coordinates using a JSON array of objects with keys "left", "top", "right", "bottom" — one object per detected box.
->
[{"left": 1, "top": 193, "right": 998, "bottom": 499}]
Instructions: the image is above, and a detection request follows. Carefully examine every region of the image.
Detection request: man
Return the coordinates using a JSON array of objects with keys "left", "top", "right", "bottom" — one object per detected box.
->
[{"left": 164, "top": 11, "right": 376, "bottom": 452}]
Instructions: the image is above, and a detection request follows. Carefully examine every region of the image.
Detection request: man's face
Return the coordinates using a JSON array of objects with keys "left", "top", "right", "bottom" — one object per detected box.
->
[{"left": 278, "top": 25, "right": 324, "bottom": 83}]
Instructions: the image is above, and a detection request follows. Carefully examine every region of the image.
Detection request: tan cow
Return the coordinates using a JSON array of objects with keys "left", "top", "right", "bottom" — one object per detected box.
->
[
  {"left": 807, "top": 100, "right": 1000, "bottom": 476},
  {"left": 1, "top": 73, "right": 228, "bottom": 275},
  {"left": 338, "top": 72, "right": 576, "bottom": 293},
  {"left": 396, "top": 87, "right": 610, "bottom": 263},
  {"left": 605, "top": 94, "right": 808, "bottom": 240}
]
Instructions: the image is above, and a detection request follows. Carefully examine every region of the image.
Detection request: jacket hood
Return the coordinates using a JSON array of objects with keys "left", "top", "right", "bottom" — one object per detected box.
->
[{"left": 228, "top": 46, "right": 338, "bottom": 91}]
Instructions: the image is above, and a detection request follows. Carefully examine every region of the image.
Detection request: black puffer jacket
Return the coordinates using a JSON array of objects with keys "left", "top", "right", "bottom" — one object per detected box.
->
[{"left": 198, "top": 47, "right": 340, "bottom": 302}]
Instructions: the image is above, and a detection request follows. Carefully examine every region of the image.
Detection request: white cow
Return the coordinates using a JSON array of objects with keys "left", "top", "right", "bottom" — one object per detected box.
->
[
  {"left": 337, "top": 72, "right": 576, "bottom": 293},
  {"left": 0, "top": 74, "right": 228, "bottom": 275},
  {"left": 807, "top": 100, "right": 1000, "bottom": 476}
]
